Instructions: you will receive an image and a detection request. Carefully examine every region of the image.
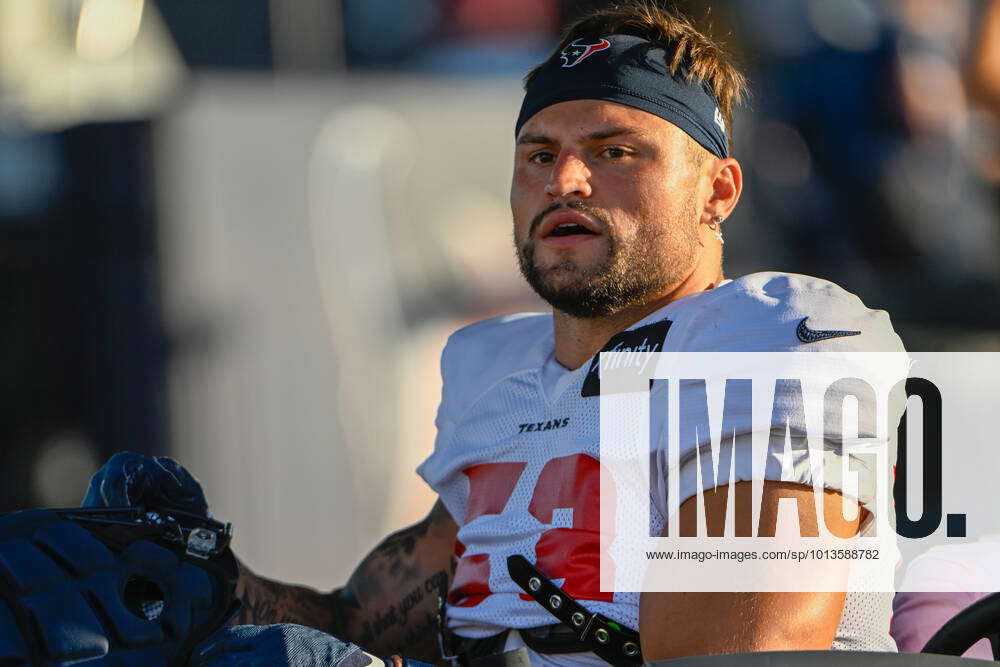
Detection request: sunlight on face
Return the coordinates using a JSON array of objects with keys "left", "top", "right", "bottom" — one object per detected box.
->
[{"left": 510, "top": 100, "right": 707, "bottom": 318}]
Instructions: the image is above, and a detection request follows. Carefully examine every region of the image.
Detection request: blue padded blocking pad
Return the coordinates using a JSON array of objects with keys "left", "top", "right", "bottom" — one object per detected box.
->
[
  {"left": 85, "top": 572, "right": 165, "bottom": 647},
  {"left": 0, "top": 538, "right": 68, "bottom": 596},
  {"left": 32, "top": 520, "right": 116, "bottom": 578},
  {"left": 0, "top": 598, "right": 29, "bottom": 665},
  {"left": 120, "top": 542, "right": 177, "bottom": 573},
  {"left": 23, "top": 588, "right": 109, "bottom": 662}
]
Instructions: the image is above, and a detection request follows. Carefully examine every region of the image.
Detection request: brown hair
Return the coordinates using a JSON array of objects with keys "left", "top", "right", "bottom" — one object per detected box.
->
[{"left": 524, "top": 2, "right": 747, "bottom": 150}]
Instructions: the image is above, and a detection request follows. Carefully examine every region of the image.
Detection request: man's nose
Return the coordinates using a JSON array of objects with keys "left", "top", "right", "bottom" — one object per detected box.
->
[{"left": 544, "top": 152, "right": 592, "bottom": 199}]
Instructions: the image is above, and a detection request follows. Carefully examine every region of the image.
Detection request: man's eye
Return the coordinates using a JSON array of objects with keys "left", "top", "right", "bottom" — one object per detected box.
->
[
  {"left": 529, "top": 151, "right": 554, "bottom": 164},
  {"left": 601, "top": 146, "right": 629, "bottom": 159}
]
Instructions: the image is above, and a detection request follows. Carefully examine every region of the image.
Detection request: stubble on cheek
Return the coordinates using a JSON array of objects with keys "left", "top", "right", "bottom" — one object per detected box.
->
[
  {"left": 521, "top": 234, "right": 610, "bottom": 281},
  {"left": 513, "top": 196, "right": 703, "bottom": 319},
  {"left": 516, "top": 223, "right": 612, "bottom": 285}
]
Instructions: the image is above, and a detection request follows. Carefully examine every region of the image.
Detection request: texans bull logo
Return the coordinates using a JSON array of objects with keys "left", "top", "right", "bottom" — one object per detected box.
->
[{"left": 560, "top": 38, "right": 611, "bottom": 68}]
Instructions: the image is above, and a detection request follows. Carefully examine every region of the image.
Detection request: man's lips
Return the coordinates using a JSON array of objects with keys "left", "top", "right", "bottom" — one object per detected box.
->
[{"left": 536, "top": 210, "right": 604, "bottom": 240}]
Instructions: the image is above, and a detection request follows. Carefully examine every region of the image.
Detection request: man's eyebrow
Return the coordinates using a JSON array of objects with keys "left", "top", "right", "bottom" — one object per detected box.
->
[
  {"left": 515, "top": 126, "right": 650, "bottom": 146},
  {"left": 516, "top": 134, "right": 552, "bottom": 146},
  {"left": 584, "top": 126, "right": 649, "bottom": 141}
]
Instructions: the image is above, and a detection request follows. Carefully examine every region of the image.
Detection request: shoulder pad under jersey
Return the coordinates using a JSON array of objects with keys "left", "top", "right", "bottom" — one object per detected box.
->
[
  {"left": 664, "top": 272, "right": 905, "bottom": 353},
  {"left": 437, "top": 312, "right": 552, "bottom": 425}
]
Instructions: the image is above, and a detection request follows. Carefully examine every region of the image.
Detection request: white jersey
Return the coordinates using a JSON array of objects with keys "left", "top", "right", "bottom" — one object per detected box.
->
[{"left": 417, "top": 273, "right": 906, "bottom": 664}]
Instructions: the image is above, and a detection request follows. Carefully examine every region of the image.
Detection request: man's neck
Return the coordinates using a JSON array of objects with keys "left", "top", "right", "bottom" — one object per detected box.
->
[{"left": 552, "top": 271, "right": 724, "bottom": 370}]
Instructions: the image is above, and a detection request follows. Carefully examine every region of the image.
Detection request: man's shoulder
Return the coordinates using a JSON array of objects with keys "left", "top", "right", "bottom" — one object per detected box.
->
[
  {"left": 717, "top": 272, "right": 883, "bottom": 319},
  {"left": 438, "top": 312, "right": 552, "bottom": 400},
  {"left": 724, "top": 271, "right": 868, "bottom": 301},
  {"left": 445, "top": 311, "right": 552, "bottom": 361},
  {"left": 449, "top": 311, "right": 551, "bottom": 342},
  {"left": 666, "top": 271, "right": 905, "bottom": 352}
]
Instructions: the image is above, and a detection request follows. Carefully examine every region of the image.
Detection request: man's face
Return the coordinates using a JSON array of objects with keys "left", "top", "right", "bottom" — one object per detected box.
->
[{"left": 511, "top": 99, "right": 706, "bottom": 318}]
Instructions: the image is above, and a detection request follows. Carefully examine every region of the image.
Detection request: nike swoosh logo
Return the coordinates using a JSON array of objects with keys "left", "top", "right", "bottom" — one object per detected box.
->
[{"left": 796, "top": 317, "right": 861, "bottom": 343}]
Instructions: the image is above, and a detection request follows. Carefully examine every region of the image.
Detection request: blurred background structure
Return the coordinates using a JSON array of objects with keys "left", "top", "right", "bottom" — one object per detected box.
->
[{"left": 1, "top": 0, "right": 998, "bottom": 591}]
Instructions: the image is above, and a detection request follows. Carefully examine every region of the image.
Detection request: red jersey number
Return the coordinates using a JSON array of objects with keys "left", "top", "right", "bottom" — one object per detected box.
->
[{"left": 449, "top": 453, "right": 613, "bottom": 607}]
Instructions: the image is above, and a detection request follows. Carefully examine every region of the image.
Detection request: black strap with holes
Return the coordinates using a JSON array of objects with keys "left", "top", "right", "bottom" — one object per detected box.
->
[{"left": 506, "top": 555, "right": 643, "bottom": 665}]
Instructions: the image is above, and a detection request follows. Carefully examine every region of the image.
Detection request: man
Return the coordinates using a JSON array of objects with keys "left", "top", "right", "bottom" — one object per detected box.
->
[
  {"left": 96, "top": 4, "right": 907, "bottom": 665},
  {"left": 220, "top": 4, "right": 906, "bottom": 664}
]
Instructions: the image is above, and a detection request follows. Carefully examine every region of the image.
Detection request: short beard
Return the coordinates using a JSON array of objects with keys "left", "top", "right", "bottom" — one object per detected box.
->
[{"left": 516, "top": 201, "right": 699, "bottom": 319}]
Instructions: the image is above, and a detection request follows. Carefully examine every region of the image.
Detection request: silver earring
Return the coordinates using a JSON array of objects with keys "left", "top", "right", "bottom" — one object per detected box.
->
[{"left": 710, "top": 215, "right": 725, "bottom": 245}]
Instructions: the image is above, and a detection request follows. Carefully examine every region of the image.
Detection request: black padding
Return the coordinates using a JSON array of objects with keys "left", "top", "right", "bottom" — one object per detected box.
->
[
  {"left": 0, "top": 508, "right": 60, "bottom": 540},
  {"left": 166, "top": 564, "right": 211, "bottom": 639},
  {"left": 0, "top": 508, "right": 237, "bottom": 666},
  {"left": 32, "top": 519, "right": 116, "bottom": 577},
  {"left": 87, "top": 572, "right": 166, "bottom": 647},
  {"left": 0, "top": 599, "right": 29, "bottom": 665},
  {"left": 0, "top": 538, "right": 69, "bottom": 596},
  {"left": 23, "top": 589, "right": 110, "bottom": 662},
  {"left": 121, "top": 540, "right": 178, "bottom": 572}
]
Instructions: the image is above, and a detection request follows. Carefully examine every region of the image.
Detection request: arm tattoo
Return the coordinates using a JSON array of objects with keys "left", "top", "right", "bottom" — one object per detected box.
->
[
  {"left": 232, "top": 572, "right": 340, "bottom": 630},
  {"left": 232, "top": 501, "right": 457, "bottom": 662},
  {"left": 337, "top": 500, "right": 457, "bottom": 659},
  {"left": 351, "top": 570, "right": 450, "bottom": 647}
]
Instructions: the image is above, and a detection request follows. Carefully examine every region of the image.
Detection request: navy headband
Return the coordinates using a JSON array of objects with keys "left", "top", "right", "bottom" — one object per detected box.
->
[{"left": 516, "top": 34, "right": 729, "bottom": 159}]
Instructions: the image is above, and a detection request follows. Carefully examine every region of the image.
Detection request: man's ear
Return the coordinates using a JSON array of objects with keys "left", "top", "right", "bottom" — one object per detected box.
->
[{"left": 704, "top": 157, "right": 742, "bottom": 220}]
